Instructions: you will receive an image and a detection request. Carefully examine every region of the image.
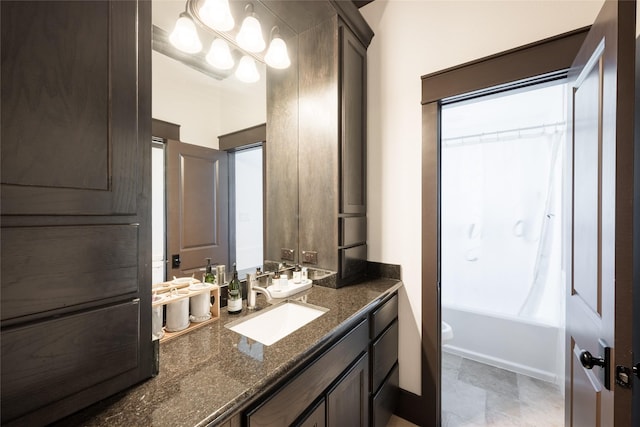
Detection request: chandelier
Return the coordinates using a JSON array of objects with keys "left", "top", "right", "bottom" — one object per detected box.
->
[{"left": 168, "top": 0, "right": 291, "bottom": 83}]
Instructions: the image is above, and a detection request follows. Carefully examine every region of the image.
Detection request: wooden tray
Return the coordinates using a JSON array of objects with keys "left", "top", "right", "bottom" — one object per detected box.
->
[{"left": 153, "top": 283, "right": 221, "bottom": 343}]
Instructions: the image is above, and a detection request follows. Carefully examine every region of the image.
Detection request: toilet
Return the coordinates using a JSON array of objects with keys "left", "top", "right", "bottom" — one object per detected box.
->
[{"left": 442, "top": 321, "right": 454, "bottom": 343}]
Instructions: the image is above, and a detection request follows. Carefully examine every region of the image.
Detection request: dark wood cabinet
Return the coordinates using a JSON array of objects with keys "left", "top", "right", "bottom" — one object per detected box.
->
[
  {"left": 0, "top": 1, "right": 152, "bottom": 425},
  {"left": 339, "top": 24, "right": 367, "bottom": 217},
  {"left": 369, "top": 294, "right": 399, "bottom": 427},
  {"left": 245, "top": 292, "right": 397, "bottom": 427},
  {"left": 296, "top": 16, "right": 371, "bottom": 285},
  {"left": 327, "top": 353, "right": 369, "bottom": 427}
]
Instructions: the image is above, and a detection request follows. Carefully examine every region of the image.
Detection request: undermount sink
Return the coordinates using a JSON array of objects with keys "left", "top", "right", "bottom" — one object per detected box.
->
[{"left": 226, "top": 301, "right": 328, "bottom": 346}]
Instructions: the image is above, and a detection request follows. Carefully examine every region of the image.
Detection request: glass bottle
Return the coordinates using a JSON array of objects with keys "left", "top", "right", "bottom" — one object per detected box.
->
[
  {"left": 227, "top": 263, "right": 242, "bottom": 314},
  {"left": 204, "top": 258, "right": 215, "bottom": 284}
]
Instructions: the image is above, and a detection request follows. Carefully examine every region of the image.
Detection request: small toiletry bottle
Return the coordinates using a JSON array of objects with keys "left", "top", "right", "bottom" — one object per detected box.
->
[
  {"left": 272, "top": 270, "right": 280, "bottom": 287},
  {"left": 302, "top": 267, "right": 308, "bottom": 281},
  {"left": 204, "top": 258, "right": 215, "bottom": 284},
  {"left": 216, "top": 264, "right": 226, "bottom": 285},
  {"left": 293, "top": 264, "right": 302, "bottom": 283}
]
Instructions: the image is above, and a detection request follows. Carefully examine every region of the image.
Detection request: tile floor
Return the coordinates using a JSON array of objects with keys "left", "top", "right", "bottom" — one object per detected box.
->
[
  {"left": 442, "top": 353, "right": 564, "bottom": 427},
  {"left": 387, "top": 414, "right": 419, "bottom": 426}
]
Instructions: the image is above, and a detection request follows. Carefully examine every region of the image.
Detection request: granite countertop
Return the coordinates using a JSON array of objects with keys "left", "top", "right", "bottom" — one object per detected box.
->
[{"left": 61, "top": 278, "right": 402, "bottom": 427}]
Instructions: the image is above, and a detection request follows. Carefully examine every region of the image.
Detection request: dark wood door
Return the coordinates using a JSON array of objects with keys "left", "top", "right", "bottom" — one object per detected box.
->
[
  {"left": 0, "top": 0, "right": 152, "bottom": 425},
  {"left": 166, "top": 140, "right": 229, "bottom": 277},
  {"left": 565, "top": 0, "right": 636, "bottom": 425},
  {"left": 327, "top": 353, "right": 369, "bottom": 427}
]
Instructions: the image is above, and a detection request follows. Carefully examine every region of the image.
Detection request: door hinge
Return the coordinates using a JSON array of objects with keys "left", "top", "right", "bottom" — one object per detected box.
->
[{"left": 615, "top": 363, "right": 640, "bottom": 389}]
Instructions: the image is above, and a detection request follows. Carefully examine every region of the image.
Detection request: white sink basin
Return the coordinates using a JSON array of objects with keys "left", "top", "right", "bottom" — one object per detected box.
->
[{"left": 226, "top": 301, "right": 328, "bottom": 346}]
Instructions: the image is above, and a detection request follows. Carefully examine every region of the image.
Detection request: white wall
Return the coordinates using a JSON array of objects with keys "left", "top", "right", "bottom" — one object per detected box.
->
[
  {"left": 152, "top": 51, "right": 266, "bottom": 148},
  {"left": 360, "top": 0, "right": 604, "bottom": 396}
]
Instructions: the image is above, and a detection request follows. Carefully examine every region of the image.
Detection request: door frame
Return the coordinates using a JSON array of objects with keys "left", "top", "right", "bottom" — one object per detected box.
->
[{"left": 405, "top": 27, "right": 592, "bottom": 426}]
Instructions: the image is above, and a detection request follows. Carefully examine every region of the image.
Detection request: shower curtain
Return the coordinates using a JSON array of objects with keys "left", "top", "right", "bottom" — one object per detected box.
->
[{"left": 441, "top": 126, "right": 564, "bottom": 327}]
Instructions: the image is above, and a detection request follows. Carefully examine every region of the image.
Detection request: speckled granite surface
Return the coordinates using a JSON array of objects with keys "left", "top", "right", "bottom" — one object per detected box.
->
[{"left": 56, "top": 278, "right": 402, "bottom": 427}]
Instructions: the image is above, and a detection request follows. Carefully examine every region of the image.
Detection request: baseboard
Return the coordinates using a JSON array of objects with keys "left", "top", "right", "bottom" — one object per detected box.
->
[
  {"left": 443, "top": 345, "right": 557, "bottom": 383},
  {"left": 395, "top": 388, "right": 428, "bottom": 426}
]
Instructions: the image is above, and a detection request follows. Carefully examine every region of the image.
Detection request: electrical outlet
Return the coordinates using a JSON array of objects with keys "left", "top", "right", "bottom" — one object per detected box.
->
[
  {"left": 281, "top": 248, "right": 295, "bottom": 261},
  {"left": 302, "top": 250, "right": 318, "bottom": 264}
]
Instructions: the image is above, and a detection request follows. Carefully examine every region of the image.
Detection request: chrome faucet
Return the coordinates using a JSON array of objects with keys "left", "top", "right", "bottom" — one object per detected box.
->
[{"left": 247, "top": 272, "right": 274, "bottom": 309}]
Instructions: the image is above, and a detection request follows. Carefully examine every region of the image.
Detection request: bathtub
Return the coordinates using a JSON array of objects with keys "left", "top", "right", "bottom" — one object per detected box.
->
[{"left": 442, "top": 305, "right": 563, "bottom": 383}]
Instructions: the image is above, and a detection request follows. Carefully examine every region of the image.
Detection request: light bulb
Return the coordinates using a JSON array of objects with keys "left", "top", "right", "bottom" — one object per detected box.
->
[
  {"left": 235, "top": 55, "right": 260, "bottom": 83},
  {"left": 265, "top": 35, "right": 290, "bottom": 69},
  {"left": 236, "top": 7, "right": 265, "bottom": 53},
  {"left": 206, "top": 38, "right": 235, "bottom": 70},
  {"left": 169, "top": 13, "right": 202, "bottom": 54},
  {"left": 199, "top": 0, "right": 235, "bottom": 32}
]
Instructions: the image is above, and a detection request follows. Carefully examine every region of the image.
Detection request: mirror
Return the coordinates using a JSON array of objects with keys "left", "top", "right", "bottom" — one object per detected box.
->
[{"left": 151, "top": 0, "right": 268, "bottom": 283}]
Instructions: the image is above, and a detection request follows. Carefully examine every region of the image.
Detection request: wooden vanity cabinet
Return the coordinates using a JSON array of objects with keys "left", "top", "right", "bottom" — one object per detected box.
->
[
  {"left": 0, "top": 1, "right": 152, "bottom": 425},
  {"left": 266, "top": 2, "right": 373, "bottom": 286},
  {"left": 244, "top": 292, "right": 398, "bottom": 427},
  {"left": 297, "top": 16, "right": 370, "bottom": 286}
]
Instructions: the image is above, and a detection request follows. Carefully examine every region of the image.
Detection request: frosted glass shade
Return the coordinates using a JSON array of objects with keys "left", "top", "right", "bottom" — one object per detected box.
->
[
  {"left": 265, "top": 36, "right": 290, "bottom": 69},
  {"left": 199, "top": 0, "right": 235, "bottom": 32},
  {"left": 235, "top": 55, "right": 260, "bottom": 83},
  {"left": 169, "top": 14, "right": 202, "bottom": 54},
  {"left": 236, "top": 15, "right": 265, "bottom": 53},
  {"left": 206, "top": 38, "right": 235, "bottom": 70}
]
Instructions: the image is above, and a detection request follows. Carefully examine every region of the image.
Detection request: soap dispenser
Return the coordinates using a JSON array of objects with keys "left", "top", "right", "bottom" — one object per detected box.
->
[
  {"left": 293, "top": 264, "right": 302, "bottom": 284},
  {"left": 204, "top": 258, "right": 215, "bottom": 284}
]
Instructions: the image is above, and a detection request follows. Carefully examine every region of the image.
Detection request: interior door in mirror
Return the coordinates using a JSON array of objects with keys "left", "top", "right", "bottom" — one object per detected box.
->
[{"left": 166, "top": 140, "right": 229, "bottom": 277}]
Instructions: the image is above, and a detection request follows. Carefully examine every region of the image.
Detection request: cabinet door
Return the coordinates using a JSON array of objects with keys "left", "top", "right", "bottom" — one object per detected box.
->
[
  {"left": 1, "top": 0, "right": 141, "bottom": 216},
  {"left": 295, "top": 399, "right": 326, "bottom": 427},
  {"left": 1, "top": 301, "right": 140, "bottom": 423},
  {"left": 0, "top": 0, "right": 152, "bottom": 425},
  {"left": 339, "top": 24, "right": 366, "bottom": 215},
  {"left": 327, "top": 353, "right": 369, "bottom": 427}
]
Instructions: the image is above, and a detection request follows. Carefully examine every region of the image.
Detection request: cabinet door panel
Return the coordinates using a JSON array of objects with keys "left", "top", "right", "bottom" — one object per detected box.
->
[
  {"left": 296, "top": 399, "right": 326, "bottom": 427},
  {"left": 1, "top": 225, "right": 139, "bottom": 320},
  {"left": 372, "top": 363, "right": 399, "bottom": 427},
  {"left": 327, "top": 353, "right": 369, "bottom": 427},
  {"left": 371, "top": 320, "right": 398, "bottom": 392},
  {"left": 340, "top": 25, "right": 366, "bottom": 215},
  {"left": 1, "top": 0, "right": 139, "bottom": 215},
  {"left": 1, "top": 301, "right": 140, "bottom": 423},
  {"left": 339, "top": 216, "right": 366, "bottom": 247}
]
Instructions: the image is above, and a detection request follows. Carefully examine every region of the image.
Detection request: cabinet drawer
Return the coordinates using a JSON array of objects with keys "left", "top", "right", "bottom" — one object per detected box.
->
[
  {"left": 1, "top": 225, "right": 139, "bottom": 320},
  {"left": 339, "top": 244, "right": 367, "bottom": 280},
  {"left": 371, "top": 293, "right": 398, "bottom": 339},
  {"left": 247, "top": 318, "right": 369, "bottom": 427},
  {"left": 371, "top": 320, "right": 398, "bottom": 393},
  {"left": 1, "top": 301, "right": 140, "bottom": 423},
  {"left": 294, "top": 399, "right": 325, "bottom": 427},
  {"left": 339, "top": 216, "right": 366, "bottom": 246},
  {"left": 372, "top": 363, "right": 399, "bottom": 427}
]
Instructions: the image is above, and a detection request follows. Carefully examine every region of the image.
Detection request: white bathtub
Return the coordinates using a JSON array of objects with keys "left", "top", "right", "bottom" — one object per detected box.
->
[{"left": 442, "top": 305, "right": 563, "bottom": 383}]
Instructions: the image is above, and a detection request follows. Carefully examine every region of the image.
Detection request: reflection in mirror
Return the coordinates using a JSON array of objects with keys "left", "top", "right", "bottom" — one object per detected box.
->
[
  {"left": 231, "top": 145, "right": 263, "bottom": 271},
  {"left": 151, "top": 0, "right": 266, "bottom": 283}
]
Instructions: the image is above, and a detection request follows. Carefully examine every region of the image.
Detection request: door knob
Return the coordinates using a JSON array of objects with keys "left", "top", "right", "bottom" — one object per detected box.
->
[
  {"left": 579, "top": 340, "right": 611, "bottom": 390},
  {"left": 172, "top": 254, "right": 181, "bottom": 269},
  {"left": 580, "top": 350, "right": 605, "bottom": 369}
]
